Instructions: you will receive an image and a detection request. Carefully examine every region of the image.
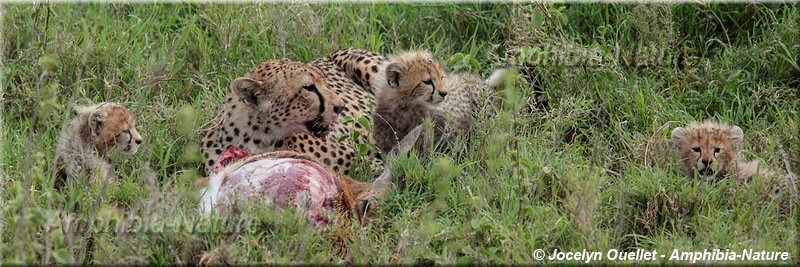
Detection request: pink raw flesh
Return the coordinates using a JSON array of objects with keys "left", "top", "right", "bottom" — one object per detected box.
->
[
  {"left": 198, "top": 146, "right": 252, "bottom": 185},
  {"left": 211, "top": 146, "right": 252, "bottom": 176},
  {"left": 214, "top": 157, "right": 338, "bottom": 225}
]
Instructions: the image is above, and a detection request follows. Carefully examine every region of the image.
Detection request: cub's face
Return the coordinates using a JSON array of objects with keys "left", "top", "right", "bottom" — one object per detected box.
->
[
  {"left": 115, "top": 121, "right": 142, "bottom": 155},
  {"left": 84, "top": 103, "right": 143, "bottom": 155},
  {"left": 384, "top": 51, "right": 448, "bottom": 106},
  {"left": 672, "top": 122, "right": 743, "bottom": 180}
]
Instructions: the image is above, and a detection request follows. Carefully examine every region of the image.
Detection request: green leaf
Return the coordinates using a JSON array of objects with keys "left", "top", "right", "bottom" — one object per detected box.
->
[
  {"left": 461, "top": 245, "right": 475, "bottom": 255},
  {"left": 38, "top": 54, "right": 61, "bottom": 72},
  {"left": 4, "top": 259, "right": 26, "bottom": 265},
  {"left": 470, "top": 218, "right": 481, "bottom": 230},
  {"left": 50, "top": 228, "right": 65, "bottom": 246},
  {"left": 53, "top": 248, "right": 71, "bottom": 264},
  {"left": 520, "top": 157, "right": 533, "bottom": 170},
  {"left": 531, "top": 10, "right": 545, "bottom": 27},
  {"left": 468, "top": 59, "right": 480, "bottom": 71},
  {"left": 25, "top": 208, "right": 45, "bottom": 225},
  {"left": 340, "top": 116, "right": 354, "bottom": 124},
  {"left": 447, "top": 53, "right": 465, "bottom": 65},
  {"left": 357, "top": 143, "right": 370, "bottom": 156},
  {"left": 456, "top": 256, "right": 473, "bottom": 265},
  {"left": 452, "top": 61, "right": 466, "bottom": 71},
  {"left": 357, "top": 116, "right": 371, "bottom": 129},
  {"left": 177, "top": 105, "right": 197, "bottom": 138}
]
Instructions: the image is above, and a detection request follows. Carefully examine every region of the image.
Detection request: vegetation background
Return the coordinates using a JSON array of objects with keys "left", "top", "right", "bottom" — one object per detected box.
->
[{"left": 1, "top": 2, "right": 798, "bottom": 264}]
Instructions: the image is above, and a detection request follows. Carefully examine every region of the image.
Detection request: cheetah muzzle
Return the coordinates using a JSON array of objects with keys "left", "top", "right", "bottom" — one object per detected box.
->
[{"left": 304, "top": 117, "right": 333, "bottom": 139}]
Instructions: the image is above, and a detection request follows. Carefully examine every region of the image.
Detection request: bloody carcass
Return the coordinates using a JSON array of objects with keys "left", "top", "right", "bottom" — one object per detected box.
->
[{"left": 198, "top": 125, "right": 424, "bottom": 225}]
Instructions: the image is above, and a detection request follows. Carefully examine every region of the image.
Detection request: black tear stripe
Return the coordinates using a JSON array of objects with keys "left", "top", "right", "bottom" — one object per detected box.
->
[
  {"left": 316, "top": 89, "right": 325, "bottom": 114},
  {"left": 126, "top": 129, "right": 134, "bottom": 148},
  {"left": 304, "top": 85, "right": 325, "bottom": 114}
]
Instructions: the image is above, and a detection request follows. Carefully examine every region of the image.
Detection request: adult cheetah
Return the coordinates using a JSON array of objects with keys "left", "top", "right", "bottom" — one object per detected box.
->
[
  {"left": 201, "top": 50, "right": 383, "bottom": 176},
  {"left": 200, "top": 59, "right": 345, "bottom": 174}
]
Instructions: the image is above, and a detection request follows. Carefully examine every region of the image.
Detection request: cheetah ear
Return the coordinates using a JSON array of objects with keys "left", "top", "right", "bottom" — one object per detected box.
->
[
  {"left": 88, "top": 109, "right": 108, "bottom": 136},
  {"left": 386, "top": 62, "right": 403, "bottom": 87},
  {"left": 231, "top": 77, "right": 265, "bottom": 106},
  {"left": 671, "top": 127, "right": 686, "bottom": 150},
  {"left": 727, "top": 126, "right": 744, "bottom": 144}
]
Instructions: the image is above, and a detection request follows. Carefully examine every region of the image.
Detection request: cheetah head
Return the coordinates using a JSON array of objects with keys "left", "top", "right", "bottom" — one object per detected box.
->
[
  {"left": 79, "top": 102, "right": 143, "bottom": 156},
  {"left": 672, "top": 121, "right": 742, "bottom": 181},
  {"left": 380, "top": 51, "right": 448, "bottom": 107},
  {"left": 231, "top": 60, "right": 345, "bottom": 140}
]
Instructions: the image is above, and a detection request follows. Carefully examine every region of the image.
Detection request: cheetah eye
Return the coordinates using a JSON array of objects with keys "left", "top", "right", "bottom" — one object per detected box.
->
[
  {"left": 692, "top": 147, "right": 701, "bottom": 153},
  {"left": 302, "top": 84, "right": 318, "bottom": 92},
  {"left": 422, "top": 79, "right": 433, "bottom": 86},
  {"left": 713, "top": 147, "right": 720, "bottom": 153}
]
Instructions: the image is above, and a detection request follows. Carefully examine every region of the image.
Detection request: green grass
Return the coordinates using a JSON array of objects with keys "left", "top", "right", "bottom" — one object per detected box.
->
[{"left": 2, "top": 2, "right": 798, "bottom": 265}]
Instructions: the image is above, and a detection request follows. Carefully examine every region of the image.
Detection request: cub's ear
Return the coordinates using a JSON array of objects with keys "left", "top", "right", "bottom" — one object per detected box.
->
[
  {"left": 671, "top": 127, "right": 686, "bottom": 150},
  {"left": 727, "top": 126, "right": 744, "bottom": 144},
  {"left": 231, "top": 77, "right": 265, "bottom": 106},
  {"left": 386, "top": 62, "right": 404, "bottom": 87},
  {"left": 88, "top": 109, "right": 108, "bottom": 136}
]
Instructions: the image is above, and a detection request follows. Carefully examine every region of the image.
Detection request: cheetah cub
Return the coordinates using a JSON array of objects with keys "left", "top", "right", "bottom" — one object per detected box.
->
[
  {"left": 52, "top": 102, "right": 143, "bottom": 189},
  {"left": 371, "top": 50, "right": 483, "bottom": 153},
  {"left": 671, "top": 120, "right": 796, "bottom": 194}
]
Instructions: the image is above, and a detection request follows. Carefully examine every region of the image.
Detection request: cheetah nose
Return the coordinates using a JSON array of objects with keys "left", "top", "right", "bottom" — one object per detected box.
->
[
  {"left": 333, "top": 103, "right": 345, "bottom": 114},
  {"left": 439, "top": 91, "right": 447, "bottom": 98},
  {"left": 135, "top": 139, "right": 142, "bottom": 145},
  {"left": 701, "top": 159, "right": 711, "bottom": 166}
]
